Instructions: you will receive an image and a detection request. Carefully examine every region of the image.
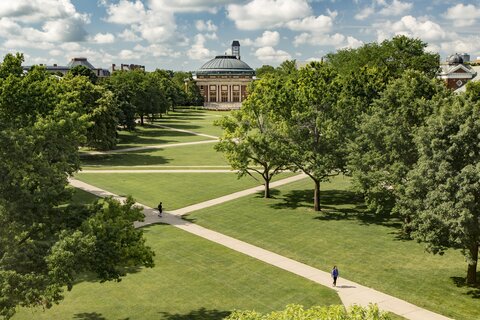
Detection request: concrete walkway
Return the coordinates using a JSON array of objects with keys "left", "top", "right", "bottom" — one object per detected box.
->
[
  {"left": 69, "top": 176, "right": 452, "bottom": 320},
  {"left": 151, "top": 123, "right": 219, "bottom": 139},
  {"left": 81, "top": 139, "right": 218, "bottom": 155}
]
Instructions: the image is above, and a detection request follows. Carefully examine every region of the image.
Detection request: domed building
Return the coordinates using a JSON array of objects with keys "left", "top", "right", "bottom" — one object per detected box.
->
[
  {"left": 439, "top": 53, "right": 477, "bottom": 90},
  {"left": 193, "top": 41, "right": 255, "bottom": 109}
]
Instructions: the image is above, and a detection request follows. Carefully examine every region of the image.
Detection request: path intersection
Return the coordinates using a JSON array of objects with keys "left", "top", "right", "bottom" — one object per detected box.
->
[{"left": 73, "top": 122, "right": 453, "bottom": 320}]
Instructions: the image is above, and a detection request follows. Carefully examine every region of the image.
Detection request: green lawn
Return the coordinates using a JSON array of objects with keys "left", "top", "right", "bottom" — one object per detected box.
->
[
  {"left": 75, "top": 172, "right": 296, "bottom": 210},
  {"left": 185, "top": 176, "right": 479, "bottom": 320},
  {"left": 116, "top": 123, "right": 212, "bottom": 148},
  {"left": 81, "top": 143, "right": 227, "bottom": 167},
  {"left": 157, "top": 109, "right": 228, "bottom": 137},
  {"left": 13, "top": 224, "right": 340, "bottom": 320}
]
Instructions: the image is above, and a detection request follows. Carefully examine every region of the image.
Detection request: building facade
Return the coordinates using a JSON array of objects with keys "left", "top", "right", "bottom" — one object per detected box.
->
[
  {"left": 438, "top": 53, "right": 477, "bottom": 90},
  {"left": 193, "top": 41, "right": 255, "bottom": 110},
  {"left": 23, "top": 57, "right": 110, "bottom": 77}
]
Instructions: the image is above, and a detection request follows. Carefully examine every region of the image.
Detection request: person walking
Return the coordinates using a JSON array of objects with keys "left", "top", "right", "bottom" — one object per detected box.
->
[
  {"left": 157, "top": 202, "right": 163, "bottom": 218},
  {"left": 331, "top": 266, "right": 339, "bottom": 287}
]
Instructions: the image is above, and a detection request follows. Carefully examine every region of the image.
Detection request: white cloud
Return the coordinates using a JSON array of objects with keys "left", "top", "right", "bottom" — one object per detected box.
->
[
  {"left": 187, "top": 34, "right": 214, "bottom": 60},
  {"left": 255, "top": 31, "right": 280, "bottom": 47},
  {"left": 440, "top": 36, "right": 480, "bottom": 56},
  {"left": 375, "top": 15, "right": 448, "bottom": 42},
  {"left": 105, "top": 0, "right": 146, "bottom": 24},
  {"left": 227, "top": 0, "right": 312, "bottom": 30},
  {"left": 195, "top": 20, "right": 218, "bottom": 32},
  {"left": 118, "top": 29, "right": 142, "bottom": 42},
  {"left": 150, "top": 0, "right": 235, "bottom": 13},
  {"left": 444, "top": 4, "right": 480, "bottom": 27},
  {"left": 378, "top": 0, "right": 412, "bottom": 16},
  {"left": 355, "top": 7, "right": 374, "bottom": 20},
  {"left": 255, "top": 46, "right": 291, "bottom": 63},
  {"left": 0, "top": 1, "right": 89, "bottom": 45},
  {"left": 293, "top": 32, "right": 363, "bottom": 49},
  {"left": 105, "top": 1, "right": 176, "bottom": 44},
  {"left": 93, "top": 33, "right": 115, "bottom": 44},
  {"left": 286, "top": 13, "right": 336, "bottom": 33},
  {"left": 0, "top": 0, "right": 89, "bottom": 24}
]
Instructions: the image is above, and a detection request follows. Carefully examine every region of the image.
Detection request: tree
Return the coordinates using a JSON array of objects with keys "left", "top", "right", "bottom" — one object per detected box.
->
[
  {"left": 214, "top": 76, "right": 289, "bottom": 198},
  {"left": 326, "top": 35, "right": 439, "bottom": 80},
  {"left": 0, "top": 54, "right": 154, "bottom": 319},
  {"left": 396, "top": 96, "right": 480, "bottom": 284},
  {"left": 255, "top": 65, "right": 275, "bottom": 78},
  {"left": 68, "top": 65, "right": 98, "bottom": 83},
  {"left": 278, "top": 63, "right": 346, "bottom": 211},
  {"left": 60, "top": 75, "right": 119, "bottom": 150},
  {"left": 348, "top": 70, "right": 450, "bottom": 214},
  {"left": 465, "top": 81, "right": 480, "bottom": 102}
]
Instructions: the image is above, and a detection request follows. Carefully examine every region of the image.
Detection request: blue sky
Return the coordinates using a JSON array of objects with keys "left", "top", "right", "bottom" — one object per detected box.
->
[{"left": 0, "top": 0, "right": 479, "bottom": 71}]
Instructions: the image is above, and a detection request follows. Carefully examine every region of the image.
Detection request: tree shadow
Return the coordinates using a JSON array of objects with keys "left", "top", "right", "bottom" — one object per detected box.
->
[
  {"left": 73, "top": 312, "right": 107, "bottom": 320},
  {"left": 253, "top": 188, "right": 281, "bottom": 199},
  {"left": 451, "top": 275, "right": 480, "bottom": 299},
  {"left": 81, "top": 151, "right": 171, "bottom": 167},
  {"left": 158, "top": 308, "right": 230, "bottom": 320},
  {"left": 271, "top": 188, "right": 403, "bottom": 229}
]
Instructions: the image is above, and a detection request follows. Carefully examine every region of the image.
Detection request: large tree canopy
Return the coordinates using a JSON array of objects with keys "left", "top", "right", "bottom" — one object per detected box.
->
[
  {"left": 396, "top": 96, "right": 480, "bottom": 284},
  {"left": 326, "top": 35, "right": 439, "bottom": 80},
  {"left": 215, "top": 75, "right": 290, "bottom": 198},
  {"left": 279, "top": 63, "right": 346, "bottom": 211},
  {"left": 0, "top": 54, "right": 154, "bottom": 319},
  {"left": 348, "top": 70, "right": 450, "bottom": 214}
]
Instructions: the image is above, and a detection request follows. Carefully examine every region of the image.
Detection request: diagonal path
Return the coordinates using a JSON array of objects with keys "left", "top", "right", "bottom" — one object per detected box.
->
[
  {"left": 69, "top": 176, "right": 452, "bottom": 320},
  {"left": 151, "top": 123, "right": 219, "bottom": 139},
  {"left": 81, "top": 139, "right": 218, "bottom": 155}
]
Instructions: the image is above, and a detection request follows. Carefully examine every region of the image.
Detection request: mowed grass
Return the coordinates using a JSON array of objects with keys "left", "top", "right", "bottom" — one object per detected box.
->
[
  {"left": 116, "top": 123, "right": 211, "bottom": 149},
  {"left": 186, "top": 176, "right": 480, "bottom": 320},
  {"left": 81, "top": 142, "right": 227, "bottom": 167},
  {"left": 75, "top": 172, "right": 296, "bottom": 210},
  {"left": 157, "top": 109, "right": 227, "bottom": 137},
  {"left": 13, "top": 224, "right": 340, "bottom": 320}
]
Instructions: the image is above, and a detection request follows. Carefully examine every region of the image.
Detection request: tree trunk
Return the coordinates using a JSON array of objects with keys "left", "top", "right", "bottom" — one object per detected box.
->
[
  {"left": 264, "top": 178, "right": 270, "bottom": 198},
  {"left": 140, "top": 114, "right": 144, "bottom": 126},
  {"left": 314, "top": 179, "right": 320, "bottom": 211},
  {"left": 466, "top": 243, "right": 478, "bottom": 284}
]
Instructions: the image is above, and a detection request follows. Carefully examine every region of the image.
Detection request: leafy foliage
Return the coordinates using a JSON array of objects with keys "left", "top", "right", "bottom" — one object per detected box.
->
[
  {"left": 215, "top": 76, "right": 290, "bottom": 198},
  {"left": 326, "top": 35, "right": 439, "bottom": 80},
  {"left": 225, "top": 304, "right": 391, "bottom": 320},
  {"left": 0, "top": 53, "right": 154, "bottom": 319},
  {"left": 396, "top": 96, "right": 480, "bottom": 284},
  {"left": 348, "top": 70, "right": 450, "bottom": 214},
  {"left": 279, "top": 62, "right": 346, "bottom": 211},
  {"left": 68, "top": 65, "right": 98, "bottom": 84}
]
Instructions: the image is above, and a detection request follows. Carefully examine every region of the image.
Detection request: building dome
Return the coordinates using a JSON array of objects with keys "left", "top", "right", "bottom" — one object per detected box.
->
[
  {"left": 447, "top": 53, "right": 464, "bottom": 65},
  {"left": 196, "top": 55, "right": 255, "bottom": 76}
]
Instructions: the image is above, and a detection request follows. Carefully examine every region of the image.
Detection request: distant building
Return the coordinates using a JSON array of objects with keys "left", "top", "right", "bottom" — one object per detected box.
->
[
  {"left": 23, "top": 57, "right": 110, "bottom": 77},
  {"left": 111, "top": 63, "right": 145, "bottom": 72},
  {"left": 438, "top": 53, "right": 477, "bottom": 90},
  {"left": 193, "top": 41, "right": 255, "bottom": 110}
]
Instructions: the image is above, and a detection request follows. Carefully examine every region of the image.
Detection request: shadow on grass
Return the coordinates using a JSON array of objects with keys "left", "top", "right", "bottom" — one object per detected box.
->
[
  {"left": 271, "top": 189, "right": 363, "bottom": 211},
  {"left": 451, "top": 275, "right": 480, "bottom": 299},
  {"left": 81, "top": 151, "right": 171, "bottom": 167},
  {"left": 272, "top": 188, "right": 403, "bottom": 229},
  {"left": 73, "top": 312, "right": 107, "bottom": 320},
  {"left": 253, "top": 189, "right": 281, "bottom": 199},
  {"left": 158, "top": 308, "right": 230, "bottom": 320}
]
